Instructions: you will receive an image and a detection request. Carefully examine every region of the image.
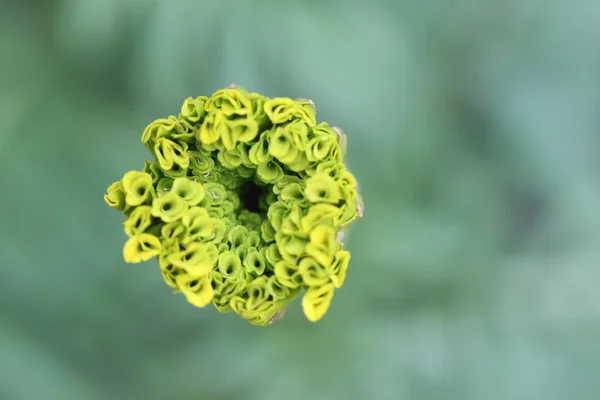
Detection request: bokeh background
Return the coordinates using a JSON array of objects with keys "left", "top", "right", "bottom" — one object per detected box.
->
[{"left": 2, "top": 1, "right": 600, "bottom": 399}]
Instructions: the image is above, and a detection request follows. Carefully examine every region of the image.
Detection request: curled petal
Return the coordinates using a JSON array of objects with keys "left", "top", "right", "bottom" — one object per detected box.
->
[
  {"left": 264, "top": 97, "right": 299, "bottom": 124},
  {"left": 161, "top": 220, "right": 186, "bottom": 241},
  {"left": 188, "top": 150, "right": 215, "bottom": 174},
  {"left": 202, "top": 182, "right": 227, "bottom": 205},
  {"left": 234, "top": 243, "right": 249, "bottom": 261},
  {"left": 248, "top": 132, "right": 272, "bottom": 165},
  {"left": 217, "top": 148, "right": 243, "bottom": 169},
  {"left": 267, "top": 201, "right": 290, "bottom": 232},
  {"left": 245, "top": 276, "right": 269, "bottom": 310},
  {"left": 151, "top": 192, "right": 188, "bottom": 222},
  {"left": 244, "top": 248, "right": 266, "bottom": 276},
  {"left": 338, "top": 199, "right": 358, "bottom": 226},
  {"left": 280, "top": 204, "right": 304, "bottom": 236},
  {"left": 222, "top": 117, "right": 258, "bottom": 150},
  {"left": 276, "top": 233, "right": 308, "bottom": 265},
  {"left": 279, "top": 183, "right": 306, "bottom": 206},
  {"left": 228, "top": 225, "right": 250, "bottom": 249},
  {"left": 306, "top": 135, "right": 337, "bottom": 162},
  {"left": 269, "top": 127, "right": 299, "bottom": 164},
  {"left": 305, "top": 173, "right": 342, "bottom": 204},
  {"left": 274, "top": 261, "right": 302, "bottom": 289},
  {"left": 218, "top": 251, "right": 243, "bottom": 280},
  {"left": 162, "top": 162, "right": 188, "bottom": 179},
  {"left": 301, "top": 204, "right": 341, "bottom": 232},
  {"left": 246, "top": 232, "right": 261, "bottom": 248},
  {"left": 141, "top": 118, "right": 176, "bottom": 151},
  {"left": 264, "top": 243, "right": 283, "bottom": 266},
  {"left": 305, "top": 225, "right": 337, "bottom": 267},
  {"left": 121, "top": 171, "right": 154, "bottom": 206},
  {"left": 171, "top": 178, "right": 205, "bottom": 206},
  {"left": 301, "top": 283, "right": 335, "bottom": 322},
  {"left": 123, "top": 205, "right": 153, "bottom": 237},
  {"left": 248, "top": 94, "right": 270, "bottom": 128},
  {"left": 123, "top": 234, "right": 162, "bottom": 263},
  {"left": 266, "top": 276, "right": 290, "bottom": 300},
  {"left": 104, "top": 181, "right": 126, "bottom": 210},
  {"left": 170, "top": 119, "right": 196, "bottom": 143},
  {"left": 176, "top": 274, "right": 214, "bottom": 308},
  {"left": 168, "top": 242, "right": 213, "bottom": 276},
  {"left": 273, "top": 175, "right": 303, "bottom": 194},
  {"left": 204, "top": 88, "right": 252, "bottom": 117},
  {"left": 330, "top": 250, "right": 350, "bottom": 288},
  {"left": 208, "top": 218, "right": 227, "bottom": 243},
  {"left": 180, "top": 96, "right": 207, "bottom": 123},
  {"left": 256, "top": 161, "right": 284, "bottom": 184},
  {"left": 156, "top": 177, "right": 174, "bottom": 195},
  {"left": 287, "top": 122, "right": 309, "bottom": 151},
  {"left": 142, "top": 160, "right": 163, "bottom": 184},
  {"left": 154, "top": 137, "right": 189, "bottom": 171},
  {"left": 181, "top": 207, "right": 213, "bottom": 241},
  {"left": 198, "top": 110, "right": 228, "bottom": 145},
  {"left": 286, "top": 151, "right": 310, "bottom": 172},
  {"left": 298, "top": 257, "right": 330, "bottom": 287}
]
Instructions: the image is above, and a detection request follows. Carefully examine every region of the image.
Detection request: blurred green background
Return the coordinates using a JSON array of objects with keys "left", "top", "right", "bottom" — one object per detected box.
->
[{"left": 2, "top": 0, "right": 600, "bottom": 399}]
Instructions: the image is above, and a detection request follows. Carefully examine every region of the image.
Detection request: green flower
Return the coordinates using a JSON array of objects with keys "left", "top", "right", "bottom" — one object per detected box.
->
[{"left": 103, "top": 86, "right": 363, "bottom": 326}]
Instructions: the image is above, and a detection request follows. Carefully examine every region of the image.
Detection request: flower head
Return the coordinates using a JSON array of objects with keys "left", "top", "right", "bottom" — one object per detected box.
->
[{"left": 104, "top": 87, "right": 362, "bottom": 326}]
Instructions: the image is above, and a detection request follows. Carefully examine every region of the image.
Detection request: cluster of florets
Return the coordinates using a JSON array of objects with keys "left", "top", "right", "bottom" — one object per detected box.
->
[{"left": 104, "top": 86, "right": 362, "bottom": 325}]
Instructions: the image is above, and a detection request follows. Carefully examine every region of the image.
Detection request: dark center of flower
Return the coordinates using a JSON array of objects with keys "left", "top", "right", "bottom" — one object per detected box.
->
[{"left": 237, "top": 179, "right": 266, "bottom": 214}]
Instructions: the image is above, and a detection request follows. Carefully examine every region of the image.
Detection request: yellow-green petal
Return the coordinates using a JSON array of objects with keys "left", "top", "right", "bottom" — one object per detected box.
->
[
  {"left": 104, "top": 181, "right": 126, "bottom": 210},
  {"left": 305, "top": 225, "right": 337, "bottom": 267},
  {"left": 301, "top": 283, "right": 335, "bottom": 322},
  {"left": 330, "top": 250, "right": 350, "bottom": 288},
  {"left": 168, "top": 242, "right": 213, "bottom": 276},
  {"left": 180, "top": 96, "right": 207, "bottom": 123},
  {"left": 121, "top": 171, "right": 154, "bottom": 206},
  {"left": 218, "top": 251, "right": 243, "bottom": 281},
  {"left": 176, "top": 274, "right": 214, "bottom": 308},
  {"left": 256, "top": 161, "right": 284, "bottom": 184},
  {"left": 151, "top": 192, "right": 188, "bottom": 222},
  {"left": 123, "top": 234, "right": 162, "bottom": 263},
  {"left": 198, "top": 110, "right": 228, "bottom": 145},
  {"left": 298, "top": 257, "right": 331, "bottom": 287},
  {"left": 171, "top": 178, "right": 205, "bottom": 206},
  {"left": 123, "top": 205, "right": 153, "bottom": 237},
  {"left": 305, "top": 173, "right": 342, "bottom": 204}
]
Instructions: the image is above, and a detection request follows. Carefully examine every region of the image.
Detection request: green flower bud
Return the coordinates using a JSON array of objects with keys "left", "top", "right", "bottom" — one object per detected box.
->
[{"left": 104, "top": 87, "right": 362, "bottom": 326}]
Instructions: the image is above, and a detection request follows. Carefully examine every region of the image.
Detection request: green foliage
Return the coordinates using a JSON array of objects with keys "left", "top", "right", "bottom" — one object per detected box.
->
[{"left": 104, "top": 87, "right": 361, "bottom": 325}]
